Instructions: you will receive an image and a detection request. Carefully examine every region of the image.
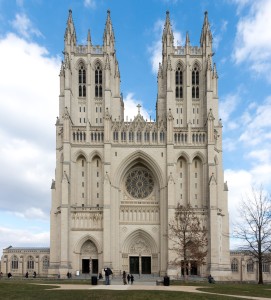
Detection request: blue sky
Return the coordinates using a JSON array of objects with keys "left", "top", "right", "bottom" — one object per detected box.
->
[{"left": 1, "top": 0, "right": 271, "bottom": 253}]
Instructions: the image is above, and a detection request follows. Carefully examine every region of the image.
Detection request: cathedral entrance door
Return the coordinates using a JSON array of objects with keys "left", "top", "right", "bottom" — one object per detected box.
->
[
  {"left": 141, "top": 257, "right": 151, "bottom": 274},
  {"left": 82, "top": 259, "right": 90, "bottom": 273},
  {"left": 129, "top": 256, "right": 139, "bottom": 274},
  {"left": 92, "top": 259, "right": 98, "bottom": 274}
]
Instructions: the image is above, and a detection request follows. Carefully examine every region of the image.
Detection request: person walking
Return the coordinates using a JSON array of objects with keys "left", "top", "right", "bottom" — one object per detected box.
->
[
  {"left": 122, "top": 271, "right": 127, "bottom": 285},
  {"left": 104, "top": 268, "right": 110, "bottom": 285},
  {"left": 127, "top": 273, "right": 131, "bottom": 284},
  {"left": 131, "top": 274, "right": 134, "bottom": 284}
]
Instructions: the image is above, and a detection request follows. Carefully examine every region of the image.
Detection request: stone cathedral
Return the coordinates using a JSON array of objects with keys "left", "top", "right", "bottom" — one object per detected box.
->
[{"left": 48, "top": 10, "right": 231, "bottom": 280}]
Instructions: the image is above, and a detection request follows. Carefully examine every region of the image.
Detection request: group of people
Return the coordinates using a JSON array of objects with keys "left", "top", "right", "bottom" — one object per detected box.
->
[
  {"left": 25, "top": 271, "right": 36, "bottom": 278},
  {"left": 122, "top": 271, "right": 134, "bottom": 285}
]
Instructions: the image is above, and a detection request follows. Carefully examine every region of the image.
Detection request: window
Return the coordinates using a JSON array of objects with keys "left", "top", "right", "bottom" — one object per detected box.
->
[
  {"left": 78, "top": 63, "right": 86, "bottom": 97},
  {"left": 42, "top": 256, "right": 49, "bottom": 270},
  {"left": 97, "top": 193, "right": 99, "bottom": 198},
  {"left": 192, "top": 66, "right": 199, "bottom": 99},
  {"left": 95, "top": 63, "right": 103, "bottom": 98},
  {"left": 247, "top": 259, "right": 254, "bottom": 273},
  {"left": 82, "top": 171, "right": 84, "bottom": 177},
  {"left": 175, "top": 65, "right": 183, "bottom": 99},
  {"left": 97, "top": 172, "right": 99, "bottom": 177},
  {"left": 82, "top": 182, "right": 84, "bottom": 187},
  {"left": 27, "top": 256, "right": 34, "bottom": 270},
  {"left": 11, "top": 256, "right": 18, "bottom": 269},
  {"left": 263, "top": 262, "right": 270, "bottom": 273},
  {"left": 97, "top": 160, "right": 99, "bottom": 167}
]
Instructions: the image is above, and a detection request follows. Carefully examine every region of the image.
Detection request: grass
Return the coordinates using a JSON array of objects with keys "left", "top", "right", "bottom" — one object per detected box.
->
[{"left": 0, "top": 279, "right": 271, "bottom": 300}]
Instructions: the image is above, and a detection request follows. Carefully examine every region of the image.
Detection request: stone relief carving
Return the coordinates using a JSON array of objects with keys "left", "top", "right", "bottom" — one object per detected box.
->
[
  {"left": 129, "top": 238, "right": 151, "bottom": 254},
  {"left": 81, "top": 241, "right": 97, "bottom": 254}
]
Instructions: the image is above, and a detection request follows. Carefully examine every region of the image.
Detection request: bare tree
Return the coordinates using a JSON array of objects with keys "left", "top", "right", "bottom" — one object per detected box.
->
[
  {"left": 168, "top": 204, "right": 208, "bottom": 279},
  {"left": 234, "top": 186, "right": 271, "bottom": 284}
]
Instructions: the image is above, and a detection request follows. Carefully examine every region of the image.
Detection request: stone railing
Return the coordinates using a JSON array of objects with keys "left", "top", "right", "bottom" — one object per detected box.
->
[
  {"left": 75, "top": 45, "right": 103, "bottom": 55},
  {"left": 71, "top": 206, "right": 103, "bottom": 230},
  {"left": 174, "top": 46, "right": 202, "bottom": 56},
  {"left": 174, "top": 128, "right": 206, "bottom": 146}
]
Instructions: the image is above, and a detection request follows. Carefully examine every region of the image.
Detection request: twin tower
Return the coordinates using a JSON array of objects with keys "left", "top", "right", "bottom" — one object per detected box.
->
[{"left": 49, "top": 10, "right": 231, "bottom": 280}]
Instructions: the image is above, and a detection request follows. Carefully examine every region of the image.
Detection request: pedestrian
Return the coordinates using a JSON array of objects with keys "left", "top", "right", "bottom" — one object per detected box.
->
[
  {"left": 127, "top": 273, "right": 131, "bottom": 284},
  {"left": 33, "top": 271, "right": 36, "bottom": 278},
  {"left": 131, "top": 274, "right": 134, "bottom": 284},
  {"left": 25, "top": 272, "right": 28, "bottom": 278},
  {"left": 122, "top": 271, "right": 127, "bottom": 285},
  {"left": 208, "top": 274, "right": 215, "bottom": 283},
  {"left": 104, "top": 268, "right": 110, "bottom": 285},
  {"left": 8, "top": 272, "right": 12, "bottom": 278}
]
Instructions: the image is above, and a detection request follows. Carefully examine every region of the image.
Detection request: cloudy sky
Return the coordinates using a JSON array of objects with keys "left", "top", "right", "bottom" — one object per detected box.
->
[{"left": 1, "top": 0, "right": 271, "bottom": 253}]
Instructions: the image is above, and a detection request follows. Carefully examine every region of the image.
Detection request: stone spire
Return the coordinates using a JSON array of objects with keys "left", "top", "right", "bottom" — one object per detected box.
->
[
  {"left": 64, "top": 9, "right": 77, "bottom": 49},
  {"left": 185, "top": 31, "right": 190, "bottom": 46},
  {"left": 87, "top": 29, "right": 91, "bottom": 45},
  {"left": 162, "top": 11, "right": 174, "bottom": 55},
  {"left": 200, "top": 11, "right": 212, "bottom": 52},
  {"left": 103, "top": 9, "right": 115, "bottom": 50}
]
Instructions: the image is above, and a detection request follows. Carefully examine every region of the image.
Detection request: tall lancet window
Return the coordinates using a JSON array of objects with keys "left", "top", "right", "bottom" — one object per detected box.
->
[
  {"left": 95, "top": 63, "right": 103, "bottom": 98},
  {"left": 192, "top": 65, "right": 199, "bottom": 99},
  {"left": 175, "top": 65, "right": 183, "bottom": 99},
  {"left": 78, "top": 63, "right": 86, "bottom": 97}
]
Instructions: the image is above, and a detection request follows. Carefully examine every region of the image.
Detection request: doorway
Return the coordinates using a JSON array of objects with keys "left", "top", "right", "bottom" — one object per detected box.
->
[
  {"left": 129, "top": 256, "right": 151, "bottom": 274},
  {"left": 141, "top": 257, "right": 151, "bottom": 274},
  {"left": 82, "top": 259, "right": 90, "bottom": 274},
  {"left": 129, "top": 256, "right": 139, "bottom": 274},
  {"left": 92, "top": 259, "right": 98, "bottom": 274}
]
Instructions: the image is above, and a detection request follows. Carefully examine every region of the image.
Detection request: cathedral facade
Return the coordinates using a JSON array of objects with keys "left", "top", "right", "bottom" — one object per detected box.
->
[{"left": 48, "top": 10, "right": 231, "bottom": 280}]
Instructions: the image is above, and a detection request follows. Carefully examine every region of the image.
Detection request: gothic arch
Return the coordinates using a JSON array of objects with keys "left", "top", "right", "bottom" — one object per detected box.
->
[
  {"left": 89, "top": 150, "right": 103, "bottom": 162},
  {"left": 191, "top": 151, "right": 206, "bottom": 164},
  {"left": 75, "top": 58, "right": 87, "bottom": 70},
  {"left": 175, "top": 60, "right": 185, "bottom": 70},
  {"left": 191, "top": 59, "right": 202, "bottom": 71},
  {"left": 74, "top": 234, "right": 102, "bottom": 254},
  {"left": 122, "top": 229, "right": 158, "bottom": 254},
  {"left": 176, "top": 151, "right": 190, "bottom": 163},
  {"left": 112, "top": 150, "right": 165, "bottom": 189},
  {"left": 92, "top": 58, "right": 103, "bottom": 70},
  {"left": 72, "top": 150, "right": 88, "bottom": 163}
]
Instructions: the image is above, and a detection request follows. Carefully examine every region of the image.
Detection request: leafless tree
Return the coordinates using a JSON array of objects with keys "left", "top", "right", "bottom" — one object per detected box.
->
[
  {"left": 234, "top": 186, "right": 271, "bottom": 284},
  {"left": 168, "top": 204, "right": 208, "bottom": 279}
]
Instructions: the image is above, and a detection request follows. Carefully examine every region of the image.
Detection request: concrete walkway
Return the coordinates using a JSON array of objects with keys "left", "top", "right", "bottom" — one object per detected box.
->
[{"left": 35, "top": 283, "right": 271, "bottom": 300}]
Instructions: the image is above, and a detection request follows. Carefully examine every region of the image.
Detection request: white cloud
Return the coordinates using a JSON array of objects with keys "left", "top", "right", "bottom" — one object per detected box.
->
[
  {"left": 0, "top": 226, "right": 49, "bottom": 250},
  {"left": 219, "top": 92, "right": 240, "bottom": 123},
  {"left": 11, "top": 13, "right": 42, "bottom": 39},
  {"left": 0, "top": 33, "right": 60, "bottom": 216},
  {"left": 84, "top": 0, "right": 96, "bottom": 8},
  {"left": 233, "top": 0, "right": 271, "bottom": 82},
  {"left": 123, "top": 93, "right": 150, "bottom": 121},
  {"left": 239, "top": 96, "right": 271, "bottom": 145}
]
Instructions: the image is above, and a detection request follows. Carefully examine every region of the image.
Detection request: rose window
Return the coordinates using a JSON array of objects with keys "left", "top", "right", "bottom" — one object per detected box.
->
[{"left": 125, "top": 167, "right": 154, "bottom": 199}]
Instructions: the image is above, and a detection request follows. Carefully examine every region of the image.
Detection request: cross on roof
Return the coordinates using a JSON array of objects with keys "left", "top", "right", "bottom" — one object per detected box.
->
[{"left": 137, "top": 104, "right": 141, "bottom": 115}]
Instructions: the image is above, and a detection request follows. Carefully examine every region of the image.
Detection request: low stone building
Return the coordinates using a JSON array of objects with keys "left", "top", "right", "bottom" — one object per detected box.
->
[
  {"left": 230, "top": 251, "right": 271, "bottom": 283},
  {"left": 1, "top": 246, "right": 50, "bottom": 277}
]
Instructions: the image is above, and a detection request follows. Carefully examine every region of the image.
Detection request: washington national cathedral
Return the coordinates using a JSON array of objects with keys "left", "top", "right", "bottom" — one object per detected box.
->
[{"left": 47, "top": 9, "right": 232, "bottom": 280}]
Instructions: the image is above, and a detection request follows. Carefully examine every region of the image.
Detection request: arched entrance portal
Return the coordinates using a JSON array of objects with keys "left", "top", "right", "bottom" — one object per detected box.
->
[
  {"left": 122, "top": 230, "right": 158, "bottom": 275},
  {"left": 80, "top": 240, "right": 98, "bottom": 274}
]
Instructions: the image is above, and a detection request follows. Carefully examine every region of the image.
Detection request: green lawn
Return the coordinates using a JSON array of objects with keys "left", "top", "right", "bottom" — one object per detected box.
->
[{"left": 0, "top": 279, "right": 270, "bottom": 300}]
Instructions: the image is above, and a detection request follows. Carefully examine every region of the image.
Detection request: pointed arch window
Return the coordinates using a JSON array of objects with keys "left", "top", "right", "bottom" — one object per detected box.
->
[
  {"left": 231, "top": 258, "right": 238, "bottom": 272},
  {"left": 27, "top": 256, "right": 34, "bottom": 269},
  {"left": 95, "top": 63, "right": 103, "bottom": 98},
  {"left": 192, "top": 65, "right": 199, "bottom": 99},
  {"left": 11, "top": 255, "right": 19, "bottom": 269},
  {"left": 78, "top": 63, "right": 86, "bottom": 97},
  {"left": 175, "top": 65, "right": 183, "bottom": 99}
]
